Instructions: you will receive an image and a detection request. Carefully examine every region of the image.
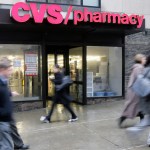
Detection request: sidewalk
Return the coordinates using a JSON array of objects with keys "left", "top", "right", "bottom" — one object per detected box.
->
[{"left": 15, "top": 100, "right": 150, "bottom": 150}]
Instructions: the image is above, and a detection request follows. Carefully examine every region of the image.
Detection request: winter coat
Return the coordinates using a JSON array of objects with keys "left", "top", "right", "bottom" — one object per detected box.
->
[
  {"left": 0, "top": 78, "right": 13, "bottom": 122},
  {"left": 122, "top": 63, "right": 144, "bottom": 118},
  {"left": 52, "top": 72, "right": 73, "bottom": 104}
]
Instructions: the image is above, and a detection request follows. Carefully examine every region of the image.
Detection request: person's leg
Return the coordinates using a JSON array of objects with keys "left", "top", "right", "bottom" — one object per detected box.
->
[
  {"left": 0, "top": 122, "right": 14, "bottom": 150},
  {"left": 46, "top": 101, "right": 57, "bottom": 122},
  {"left": 64, "top": 103, "right": 77, "bottom": 121},
  {"left": 10, "top": 121, "right": 29, "bottom": 149}
]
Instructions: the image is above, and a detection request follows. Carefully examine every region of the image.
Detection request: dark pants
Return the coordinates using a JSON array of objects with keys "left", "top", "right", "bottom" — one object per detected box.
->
[
  {"left": 47, "top": 90, "right": 77, "bottom": 121},
  {"left": 10, "top": 121, "right": 24, "bottom": 148},
  {"left": 0, "top": 122, "right": 14, "bottom": 150}
]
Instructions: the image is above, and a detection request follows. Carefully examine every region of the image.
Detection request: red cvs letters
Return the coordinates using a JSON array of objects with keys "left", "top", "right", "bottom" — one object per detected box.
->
[
  {"left": 10, "top": 2, "right": 144, "bottom": 28},
  {"left": 11, "top": 2, "right": 63, "bottom": 24}
]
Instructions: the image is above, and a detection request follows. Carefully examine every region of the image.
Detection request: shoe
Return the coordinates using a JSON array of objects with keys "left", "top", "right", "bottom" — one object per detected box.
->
[
  {"left": 68, "top": 117, "right": 78, "bottom": 122},
  {"left": 126, "top": 126, "right": 143, "bottom": 132},
  {"left": 147, "top": 134, "right": 150, "bottom": 146},
  {"left": 14, "top": 144, "right": 30, "bottom": 149},
  {"left": 40, "top": 116, "right": 50, "bottom": 123},
  {"left": 136, "top": 116, "right": 150, "bottom": 127},
  {"left": 118, "top": 116, "right": 126, "bottom": 128}
]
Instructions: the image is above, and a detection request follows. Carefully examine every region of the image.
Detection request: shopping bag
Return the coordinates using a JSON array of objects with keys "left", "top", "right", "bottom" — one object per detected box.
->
[
  {"left": 132, "top": 74, "right": 150, "bottom": 97},
  {"left": 56, "top": 76, "right": 73, "bottom": 91}
]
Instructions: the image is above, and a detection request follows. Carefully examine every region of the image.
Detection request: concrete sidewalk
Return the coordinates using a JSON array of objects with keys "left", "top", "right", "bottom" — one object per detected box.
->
[{"left": 15, "top": 100, "right": 150, "bottom": 150}]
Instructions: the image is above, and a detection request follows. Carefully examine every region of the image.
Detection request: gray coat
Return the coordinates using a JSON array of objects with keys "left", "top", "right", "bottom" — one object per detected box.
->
[
  {"left": 139, "top": 66, "right": 150, "bottom": 115},
  {"left": 122, "top": 64, "right": 144, "bottom": 118}
]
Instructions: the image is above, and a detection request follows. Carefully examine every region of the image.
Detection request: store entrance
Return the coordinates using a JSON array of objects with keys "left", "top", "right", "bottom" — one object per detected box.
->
[{"left": 46, "top": 46, "right": 84, "bottom": 104}]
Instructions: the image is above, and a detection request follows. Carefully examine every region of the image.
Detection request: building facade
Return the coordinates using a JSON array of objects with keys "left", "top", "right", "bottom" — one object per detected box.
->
[{"left": 0, "top": 0, "right": 148, "bottom": 111}]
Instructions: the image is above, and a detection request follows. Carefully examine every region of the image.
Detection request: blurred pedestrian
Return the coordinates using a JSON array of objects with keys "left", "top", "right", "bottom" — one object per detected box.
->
[
  {"left": 126, "top": 55, "right": 150, "bottom": 146},
  {"left": 118, "top": 54, "right": 146, "bottom": 128},
  {"left": 0, "top": 57, "right": 29, "bottom": 150},
  {"left": 41, "top": 64, "right": 78, "bottom": 123}
]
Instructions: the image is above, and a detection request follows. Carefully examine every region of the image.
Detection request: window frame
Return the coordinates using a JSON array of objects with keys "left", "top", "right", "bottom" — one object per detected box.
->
[{"left": 26, "top": 0, "right": 101, "bottom": 8}]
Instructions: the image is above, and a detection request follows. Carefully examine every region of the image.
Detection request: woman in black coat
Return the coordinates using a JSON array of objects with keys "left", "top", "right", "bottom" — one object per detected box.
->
[{"left": 41, "top": 64, "right": 78, "bottom": 123}]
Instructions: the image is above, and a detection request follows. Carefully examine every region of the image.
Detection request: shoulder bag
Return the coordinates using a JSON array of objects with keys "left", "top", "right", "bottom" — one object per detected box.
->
[{"left": 132, "top": 69, "right": 150, "bottom": 97}]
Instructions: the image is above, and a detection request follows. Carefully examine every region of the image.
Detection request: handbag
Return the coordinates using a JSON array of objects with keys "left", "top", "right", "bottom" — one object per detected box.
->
[
  {"left": 132, "top": 69, "right": 150, "bottom": 97},
  {"left": 56, "top": 76, "right": 73, "bottom": 91}
]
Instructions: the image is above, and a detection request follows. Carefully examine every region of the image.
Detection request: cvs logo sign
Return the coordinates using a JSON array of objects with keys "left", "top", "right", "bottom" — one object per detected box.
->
[{"left": 10, "top": 2, "right": 63, "bottom": 24}]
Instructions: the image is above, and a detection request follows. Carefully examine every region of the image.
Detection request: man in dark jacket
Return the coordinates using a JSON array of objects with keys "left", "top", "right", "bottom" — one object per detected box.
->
[{"left": 0, "top": 57, "right": 29, "bottom": 149}]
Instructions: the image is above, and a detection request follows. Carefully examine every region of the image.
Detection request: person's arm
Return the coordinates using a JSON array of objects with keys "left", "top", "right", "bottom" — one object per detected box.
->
[
  {"left": 53, "top": 73, "right": 63, "bottom": 84},
  {"left": 0, "top": 88, "right": 11, "bottom": 116}
]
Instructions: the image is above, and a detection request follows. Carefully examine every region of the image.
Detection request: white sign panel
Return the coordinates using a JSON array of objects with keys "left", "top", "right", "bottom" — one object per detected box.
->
[{"left": 25, "top": 52, "right": 38, "bottom": 76}]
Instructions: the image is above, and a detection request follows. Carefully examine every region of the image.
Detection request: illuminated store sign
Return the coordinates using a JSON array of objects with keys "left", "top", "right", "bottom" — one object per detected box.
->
[{"left": 10, "top": 2, "right": 144, "bottom": 28}]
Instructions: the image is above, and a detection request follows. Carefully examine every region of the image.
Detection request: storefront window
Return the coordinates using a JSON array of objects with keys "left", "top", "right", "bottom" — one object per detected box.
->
[
  {"left": 87, "top": 46, "right": 122, "bottom": 97},
  {"left": 26, "top": 0, "right": 100, "bottom": 7},
  {"left": 0, "top": 44, "right": 42, "bottom": 101}
]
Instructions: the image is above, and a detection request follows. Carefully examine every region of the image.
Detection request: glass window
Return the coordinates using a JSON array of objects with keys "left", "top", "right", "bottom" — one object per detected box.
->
[
  {"left": 87, "top": 46, "right": 122, "bottom": 97},
  {"left": 83, "top": 0, "right": 99, "bottom": 7},
  {"left": 47, "top": 0, "right": 81, "bottom": 5},
  {"left": 0, "top": 0, "right": 21, "bottom": 4},
  {"left": 0, "top": 44, "right": 42, "bottom": 101},
  {"left": 27, "top": 0, "right": 46, "bottom": 2}
]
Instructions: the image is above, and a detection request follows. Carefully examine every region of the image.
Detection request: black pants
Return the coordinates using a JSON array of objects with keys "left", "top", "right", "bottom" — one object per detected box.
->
[
  {"left": 10, "top": 121, "right": 24, "bottom": 148},
  {"left": 47, "top": 91, "right": 77, "bottom": 121}
]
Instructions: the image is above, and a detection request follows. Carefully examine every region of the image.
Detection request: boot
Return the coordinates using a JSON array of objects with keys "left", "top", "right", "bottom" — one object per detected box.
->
[
  {"left": 118, "top": 116, "right": 126, "bottom": 128},
  {"left": 137, "top": 112, "right": 144, "bottom": 121}
]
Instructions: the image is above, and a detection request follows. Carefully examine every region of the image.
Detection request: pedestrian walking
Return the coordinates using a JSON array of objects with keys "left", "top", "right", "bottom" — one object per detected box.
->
[
  {"left": 118, "top": 54, "right": 146, "bottom": 128},
  {"left": 0, "top": 57, "right": 29, "bottom": 150},
  {"left": 126, "top": 55, "right": 150, "bottom": 145},
  {"left": 41, "top": 64, "right": 78, "bottom": 123}
]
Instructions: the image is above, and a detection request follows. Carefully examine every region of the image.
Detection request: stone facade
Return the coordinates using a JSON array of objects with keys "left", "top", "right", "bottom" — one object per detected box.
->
[{"left": 125, "top": 30, "right": 150, "bottom": 90}]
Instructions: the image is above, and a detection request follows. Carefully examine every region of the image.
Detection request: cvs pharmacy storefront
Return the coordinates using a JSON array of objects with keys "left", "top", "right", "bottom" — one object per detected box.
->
[{"left": 0, "top": 2, "right": 145, "bottom": 110}]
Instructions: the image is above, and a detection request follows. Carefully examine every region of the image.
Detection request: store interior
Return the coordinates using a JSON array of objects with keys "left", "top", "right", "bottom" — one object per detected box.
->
[{"left": 0, "top": 44, "right": 41, "bottom": 101}]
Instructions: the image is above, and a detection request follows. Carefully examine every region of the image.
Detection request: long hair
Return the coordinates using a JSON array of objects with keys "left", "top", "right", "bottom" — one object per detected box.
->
[{"left": 145, "top": 55, "right": 150, "bottom": 67}]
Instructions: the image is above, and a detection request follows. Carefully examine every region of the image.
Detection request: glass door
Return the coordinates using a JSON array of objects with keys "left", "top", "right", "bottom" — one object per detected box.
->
[
  {"left": 69, "top": 47, "right": 83, "bottom": 103},
  {"left": 46, "top": 46, "right": 84, "bottom": 104},
  {"left": 47, "top": 53, "right": 65, "bottom": 98}
]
